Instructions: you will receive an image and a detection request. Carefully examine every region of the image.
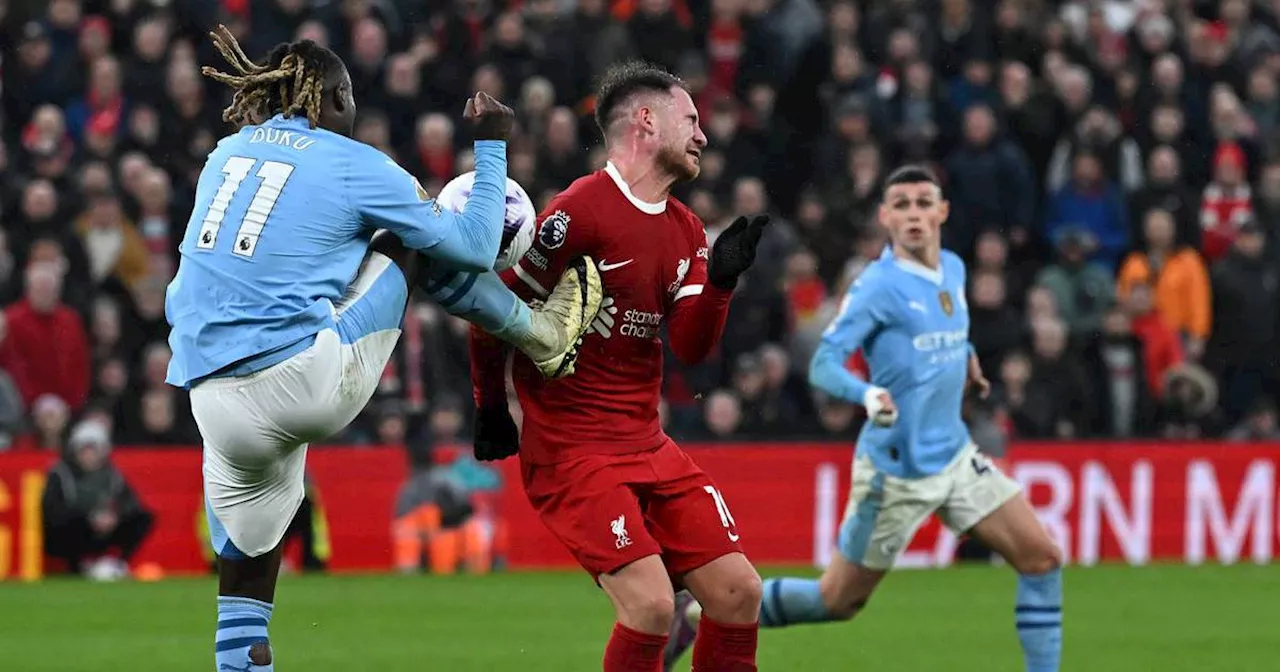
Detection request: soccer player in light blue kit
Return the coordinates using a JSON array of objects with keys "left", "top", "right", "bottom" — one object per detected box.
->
[
  {"left": 666, "top": 166, "right": 1063, "bottom": 671},
  {"left": 166, "top": 28, "right": 601, "bottom": 672}
]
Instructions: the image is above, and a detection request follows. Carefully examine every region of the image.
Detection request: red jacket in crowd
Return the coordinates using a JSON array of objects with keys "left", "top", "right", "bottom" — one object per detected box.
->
[{"left": 3, "top": 300, "right": 92, "bottom": 410}]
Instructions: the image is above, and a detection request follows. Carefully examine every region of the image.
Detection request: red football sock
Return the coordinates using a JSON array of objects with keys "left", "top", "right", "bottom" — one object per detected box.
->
[
  {"left": 691, "top": 616, "right": 759, "bottom": 672},
  {"left": 603, "top": 622, "right": 668, "bottom": 672}
]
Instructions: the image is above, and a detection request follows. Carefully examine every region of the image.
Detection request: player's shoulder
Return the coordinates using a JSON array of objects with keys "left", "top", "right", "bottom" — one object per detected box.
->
[
  {"left": 542, "top": 171, "right": 609, "bottom": 226},
  {"left": 666, "top": 196, "right": 702, "bottom": 226},
  {"left": 553, "top": 170, "right": 609, "bottom": 206},
  {"left": 940, "top": 248, "right": 967, "bottom": 279},
  {"left": 940, "top": 248, "right": 964, "bottom": 269},
  {"left": 859, "top": 250, "right": 898, "bottom": 286},
  {"left": 341, "top": 137, "right": 400, "bottom": 172},
  {"left": 666, "top": 196, "right": 708, "bottom": 238},
  {"left": 849, "top": 263, "right": 892, "bottom": 302}
]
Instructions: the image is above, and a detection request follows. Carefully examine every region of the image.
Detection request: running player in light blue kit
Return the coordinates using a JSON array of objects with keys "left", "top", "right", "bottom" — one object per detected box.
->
[
  {"left": 167, "top": 27, "right": 601, "bottom": 672},
  {"left": 665, "top": 166, "right": 1063, "bottom": 671}
]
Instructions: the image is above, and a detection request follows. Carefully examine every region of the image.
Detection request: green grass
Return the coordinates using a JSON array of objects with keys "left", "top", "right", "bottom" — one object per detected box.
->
[{"left": 1, "top": 564, "right": 1274, "bottom": 671}]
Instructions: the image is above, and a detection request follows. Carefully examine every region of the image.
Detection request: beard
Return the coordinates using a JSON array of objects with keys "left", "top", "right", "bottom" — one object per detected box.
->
[{"left": 657, "top": 143, "right": 699, "bottom": 183}]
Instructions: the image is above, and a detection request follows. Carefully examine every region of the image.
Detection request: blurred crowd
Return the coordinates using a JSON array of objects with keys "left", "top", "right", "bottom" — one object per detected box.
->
[{"left": 2, "top": 0, "right": 1280, "bottom": 457}]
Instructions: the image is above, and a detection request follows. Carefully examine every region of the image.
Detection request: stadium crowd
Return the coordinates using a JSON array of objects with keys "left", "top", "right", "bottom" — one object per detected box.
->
[{"left": 2, "top": 0, "right": 1279, "bottom": 457}]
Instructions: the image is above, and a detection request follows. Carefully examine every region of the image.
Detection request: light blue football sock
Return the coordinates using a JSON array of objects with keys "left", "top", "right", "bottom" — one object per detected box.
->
[
  {"left": 1015, "top": 568, "right": 1063, "bottom": 672},
  {"left": 759, "top": 577, "right": 832, "bottom": 628},
  {"left": 215, "top": 596, "right": 274, "bottom": 671},
  {"left": 418, "top": 268, "right": 531, "bottom": 339}
]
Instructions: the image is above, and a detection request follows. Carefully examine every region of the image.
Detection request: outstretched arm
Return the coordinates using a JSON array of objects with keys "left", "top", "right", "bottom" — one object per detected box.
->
[{"left": 350, "top": 141, "right": 507, "bottom": 273}]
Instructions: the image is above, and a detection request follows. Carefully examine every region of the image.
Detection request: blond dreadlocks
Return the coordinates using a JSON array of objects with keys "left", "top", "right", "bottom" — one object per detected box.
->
[{"left": 201, "top": 25, "right": 334, "bottom": 129}]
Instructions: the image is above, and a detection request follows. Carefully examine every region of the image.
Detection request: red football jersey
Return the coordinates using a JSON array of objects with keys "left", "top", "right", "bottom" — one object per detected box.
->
[{"left": 472, "top": 164, "right": 734, "bottom": 465}]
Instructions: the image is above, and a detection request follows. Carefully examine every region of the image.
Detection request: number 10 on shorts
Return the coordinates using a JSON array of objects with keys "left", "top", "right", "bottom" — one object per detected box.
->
[{"left": 704, "top": 486, "right": 740, "bottom": 542}]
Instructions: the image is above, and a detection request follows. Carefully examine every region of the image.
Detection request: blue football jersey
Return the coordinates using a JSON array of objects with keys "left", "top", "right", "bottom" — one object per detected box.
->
[
  {"left": 166, "top": 114, "right": 508, "bottom": 388},
  {"left": 810, "top": 246, "right": 973, "bottom": 478}
]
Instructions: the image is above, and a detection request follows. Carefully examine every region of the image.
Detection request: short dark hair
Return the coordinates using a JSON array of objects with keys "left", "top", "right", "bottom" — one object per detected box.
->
[
  {"left": 882, "top": 164, "right": 940, "bottom": 198},
  {"left": 594, "top": 61, "right": 685, "bottom": 139}
]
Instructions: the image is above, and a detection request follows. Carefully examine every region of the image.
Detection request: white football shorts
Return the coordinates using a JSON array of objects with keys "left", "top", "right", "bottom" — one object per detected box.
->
[
  {"left": 193, "top": 253, "right": 405, "bottom": 558},
  {"left": 837, "top": 442, "right": 1022, "bottom": 570}
]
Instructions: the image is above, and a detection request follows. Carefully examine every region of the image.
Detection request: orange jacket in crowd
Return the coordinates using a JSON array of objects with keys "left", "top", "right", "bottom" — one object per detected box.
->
[{"left": 1116, "top": 249, "right": 1212, "bottom": 341}]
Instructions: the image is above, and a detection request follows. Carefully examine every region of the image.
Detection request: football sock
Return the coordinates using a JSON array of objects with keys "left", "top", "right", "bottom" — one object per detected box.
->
[
  {"left": 691, "top": 616, "right": 758, "bottom": 672},
  {"left": 758, "top": 577, "right": 831, "bottom": 628},
  {"left": 215, "top": 596, "right": 274, "bottom": 671},
  {"left": 1015, "top": 568, "right": 1063, "bottom": 672},
  {"left": 418, "top": 268, "right": 531, "bottom": 337},
  {"left": 603, "top": 622, "right": 667, "bottom": 672}
]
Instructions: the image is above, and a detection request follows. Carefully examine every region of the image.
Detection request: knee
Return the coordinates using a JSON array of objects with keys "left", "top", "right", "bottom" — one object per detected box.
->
[
  {"left": 1014, "top": 543, "right": 1064, "bottom": 576},
  {"left": 818, "top": 567, "right": 877, "bottom": 621},
  {"left": 700, "top": 567, "right": 763, "bottom": 622},
  {"left": 621, "top": 592, "right": 677, "bottom": 633}
]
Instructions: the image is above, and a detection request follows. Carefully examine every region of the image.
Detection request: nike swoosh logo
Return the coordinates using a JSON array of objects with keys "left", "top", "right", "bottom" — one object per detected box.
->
[{"left": 598, "top": 259, "right": 635, "bottom": 272}]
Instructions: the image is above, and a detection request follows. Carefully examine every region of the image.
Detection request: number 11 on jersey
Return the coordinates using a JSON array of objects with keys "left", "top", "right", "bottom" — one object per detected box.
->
[{"left": 196, "top": 155, "right": 295, "bottom": 259}]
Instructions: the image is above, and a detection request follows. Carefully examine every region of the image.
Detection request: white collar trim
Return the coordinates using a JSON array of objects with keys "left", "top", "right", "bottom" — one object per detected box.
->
[
  {"left": 605, "top": 161, "right": 667, "bottom": 214},
  {"left": 894, "top": 257, "right": 944, "bottom": 286}
]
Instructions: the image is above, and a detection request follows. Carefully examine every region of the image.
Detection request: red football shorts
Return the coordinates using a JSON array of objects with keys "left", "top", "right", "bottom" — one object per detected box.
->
[{"left": 522, "top": 438, "right": 744, "bottom": 581}]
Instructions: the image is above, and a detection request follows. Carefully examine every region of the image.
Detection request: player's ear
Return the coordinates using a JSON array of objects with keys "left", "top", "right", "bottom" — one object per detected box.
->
[
  {"left": 938, "top": 199, "right": 950, "bottom": 225},
  {"left": 638, "top": 105, "right": 657, "bottom": 136},
  {"left": 331, "top": 83, "right": 348, "bottom": 113}
]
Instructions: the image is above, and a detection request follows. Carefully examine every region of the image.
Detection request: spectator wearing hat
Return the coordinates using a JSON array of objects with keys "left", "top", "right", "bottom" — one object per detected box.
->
[
  {"left": 1200, "top": 141, "right": 1255, "bottom": 261},
  {"left": 1035, "top": 226, "right": 1116, "bottom": 338},
  {"left": 1117, "top": 207, "right": 1212, "bottom": 359},
  {"left": 41, "top": 419, "right": 154, "bottom": 578},
  {"left": 1208, "top": 218, "right": 1279, "bottom": 425}
]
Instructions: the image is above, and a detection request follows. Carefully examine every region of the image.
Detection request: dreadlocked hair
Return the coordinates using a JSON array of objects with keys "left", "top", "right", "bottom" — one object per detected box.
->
[{"left": 201, "top": 25, "right": 341, "bottom": 129}]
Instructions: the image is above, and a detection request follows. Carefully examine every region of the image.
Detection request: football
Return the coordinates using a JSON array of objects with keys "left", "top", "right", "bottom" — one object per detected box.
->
[{"left": 435, "top": 171, "right": 537, "bottom": 271}]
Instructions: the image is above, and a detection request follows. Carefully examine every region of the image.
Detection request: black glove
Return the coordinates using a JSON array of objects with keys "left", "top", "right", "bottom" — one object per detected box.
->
[
  {"left": 708, "top": 214, "right": 770, "bottom": 290},
  {"left": 464, "top": 91, "right": 515, "bottom": 141},
  {"left": 473, "top": 404, "right": 520, "bottom": 462}
]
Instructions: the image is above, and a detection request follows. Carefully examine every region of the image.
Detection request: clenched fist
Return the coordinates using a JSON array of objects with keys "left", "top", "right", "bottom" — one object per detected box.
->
[{"left": 464, "top": 92, "right": 515, "bottom": 142}]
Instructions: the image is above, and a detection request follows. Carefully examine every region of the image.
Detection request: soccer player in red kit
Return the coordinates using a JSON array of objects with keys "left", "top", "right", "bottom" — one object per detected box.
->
[{"left": 468, "top": 61, "right": 770, "bottom": 672}]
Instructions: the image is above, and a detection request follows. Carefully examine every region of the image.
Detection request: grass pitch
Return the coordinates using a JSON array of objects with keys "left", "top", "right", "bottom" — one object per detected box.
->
[{"left": 1, "top": 563, "right": 1273, "bottom": 671}]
